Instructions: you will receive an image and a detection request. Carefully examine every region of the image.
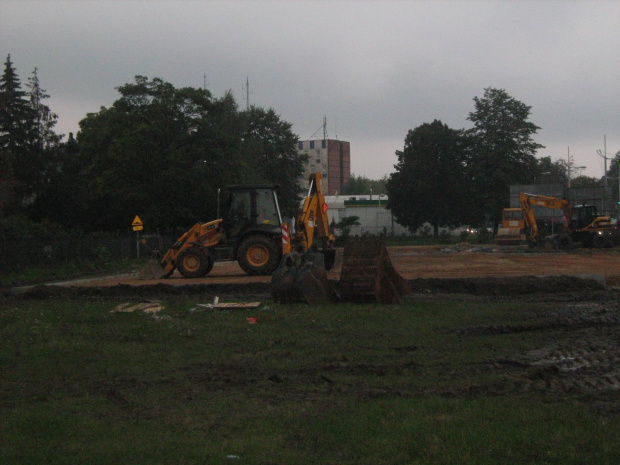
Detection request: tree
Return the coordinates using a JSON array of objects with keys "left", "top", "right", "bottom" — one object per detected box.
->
[
  {"left": 342, "top": 174, "right": 388, "bottom": 195},
  {"left": 466, "top": 88, "right": 543, "bottom": 228},
  {"left": 607, "top": 152, "right": 620, "bottom": 214},
  {"left": 332, "top": 215, "right": 360, "bottom": 238},
  {"left": 570, "top": 175, "right": 601, "bottom": 188},
  {"left": 0, "top": 54, "right": 36, "bottom": 214},
  {"left": 534, "top": 156, "right": 567, "bottom": 186},
  {"left": 70, "top": 76, "right": 304, "bottom": 232},
  {"left": 386, "top": 120, "right": 469, "bottom": 236},
  {"left": 74, "top": 76, "right": 242, "bottom": 231},
  {"left": 27, "top": 68, "right": 61, "bottom": 151},
  {"left": 241, "top": 106, "right": 304, "bottom": 218}
]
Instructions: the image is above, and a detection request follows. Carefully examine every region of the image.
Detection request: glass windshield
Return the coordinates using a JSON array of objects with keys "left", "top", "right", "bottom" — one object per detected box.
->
[
  {"left": 256, "top": 189, "right": 279, "bottom": 225},
  {"left": 504, "top": 210, "right": 522, "bottom": 221}
]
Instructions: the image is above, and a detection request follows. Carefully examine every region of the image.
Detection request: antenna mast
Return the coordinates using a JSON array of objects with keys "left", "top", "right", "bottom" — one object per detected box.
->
[
  {"left": 244, "top": 77, "right": 250, "bottom": 111},
  {"left": 323, "top": 115, "right": 327, "bottom": 140}
]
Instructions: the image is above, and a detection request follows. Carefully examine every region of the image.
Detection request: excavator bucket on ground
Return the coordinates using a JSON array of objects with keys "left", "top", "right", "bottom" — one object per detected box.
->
[
  {"left": 338, "top": 236, "right": 411, "bottom": 303},
  {"left": 138, "top": 260, "right": 171, "bottom": 279},
  {"left": 270, "top": 250, "right": 339, "bottom": 305},
  {"left": 137, "top": 234, "right": 173, "bottom": 279}
]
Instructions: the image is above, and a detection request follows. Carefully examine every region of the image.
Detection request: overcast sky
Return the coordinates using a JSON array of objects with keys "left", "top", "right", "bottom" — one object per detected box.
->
[{"left": 2, "top": 0, "right": 619, "bottom": 180}]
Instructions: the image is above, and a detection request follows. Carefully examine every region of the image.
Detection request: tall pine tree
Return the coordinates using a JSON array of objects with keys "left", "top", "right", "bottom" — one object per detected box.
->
[{"left": 0, "top": 54, "right": 36, "bottom": 214}]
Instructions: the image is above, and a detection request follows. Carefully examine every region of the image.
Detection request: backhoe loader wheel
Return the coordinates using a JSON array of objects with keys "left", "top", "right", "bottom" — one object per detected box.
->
[
  {"left": 176, "top": 248, "right": 213, "bottom": 278},
  {"left": 237, "top": 236, "right": 280, "bottom": 276}
]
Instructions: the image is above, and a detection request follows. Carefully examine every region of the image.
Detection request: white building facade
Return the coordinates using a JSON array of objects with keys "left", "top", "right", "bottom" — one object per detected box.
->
[{"left": 324, "top": 194, "right": 411, "bottom": 236}]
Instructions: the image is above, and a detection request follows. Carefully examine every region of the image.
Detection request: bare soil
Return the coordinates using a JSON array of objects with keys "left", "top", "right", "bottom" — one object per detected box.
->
[
  {"left": 6, "top": 244, "right": 619, "bottom": 300},
  {"left": 4, "top": 244, "right": 620, "bottom": 414}
]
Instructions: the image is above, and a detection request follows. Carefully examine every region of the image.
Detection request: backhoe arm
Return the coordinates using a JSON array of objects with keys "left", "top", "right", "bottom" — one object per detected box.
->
[
  {"left": 519, "top": 193, "right": 571, "bottom": 245},
  {"left": 294, "top": 172, "right": 334, "bottom": 251}
]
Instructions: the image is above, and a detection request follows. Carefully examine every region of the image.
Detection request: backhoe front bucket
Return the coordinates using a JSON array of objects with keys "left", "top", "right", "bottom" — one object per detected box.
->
[
  {"left": 338, "top": 236, "right": 410, "bottom": 303},
  {"left": 270, "top": 251, "right": 339, "bottom": 305},
  {"left": 138, "top": 260, "right": 173, "bottom": 280}
]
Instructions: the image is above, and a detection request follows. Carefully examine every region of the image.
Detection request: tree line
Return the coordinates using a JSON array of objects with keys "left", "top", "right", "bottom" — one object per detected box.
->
[
  {"left": 0, "top": 56, "right": 305, "bottom": 237},
  {"left": 386, "top": 88, "right": 620, "bottom": 236},
  {"left": 1, "top": 54, "right": 617, "bottom": 238}
]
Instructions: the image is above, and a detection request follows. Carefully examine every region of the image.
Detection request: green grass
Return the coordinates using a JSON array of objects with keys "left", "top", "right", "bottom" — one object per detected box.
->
[
  {"left": 0, "top": 258, "right": 143, "bottom": 287},
  {"left": 1, "top": 298, "right": 619, "bottom": 464}
]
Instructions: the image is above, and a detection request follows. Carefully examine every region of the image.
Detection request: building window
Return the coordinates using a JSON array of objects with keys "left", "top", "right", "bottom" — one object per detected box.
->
[
  {"left": 310, "top": 141, "right": 315, "bottom": 149},
  {"left": 298, "top": 141, "right": 303, "bottom": 150},
  {"left": 316, "top": 159, "right": 321, "bottom": 164},
  {"left": 322, "top": 139, "right": 326, "bottom": 148}
]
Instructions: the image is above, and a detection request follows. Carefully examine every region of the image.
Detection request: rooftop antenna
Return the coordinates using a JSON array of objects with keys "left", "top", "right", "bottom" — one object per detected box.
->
[
  {"left": 323, "top": 115, "right": 327, "bottom": 140},
  {"left": 243, "top": 76, "right": 252, "bottom": 111}
]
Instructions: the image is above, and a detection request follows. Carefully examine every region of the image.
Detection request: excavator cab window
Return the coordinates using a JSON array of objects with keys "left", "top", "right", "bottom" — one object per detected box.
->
[
  {"left": 503, "top": 209, "right": 523, "bottom": 221},
  {"left": 571, "top": 205, "right": 597, "bottom": 229}
]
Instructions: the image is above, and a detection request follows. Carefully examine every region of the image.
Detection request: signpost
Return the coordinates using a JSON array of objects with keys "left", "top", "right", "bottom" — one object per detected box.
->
[{"left": 132, "top": 215, "right": 144, "bottom": 258}]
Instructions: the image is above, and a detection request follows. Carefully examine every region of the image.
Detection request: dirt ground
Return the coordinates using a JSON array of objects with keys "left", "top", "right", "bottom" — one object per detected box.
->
[
  {"left": 5, "top": 244, "right": 620, "bottom": 415},
  {"left": 8, "top": 243, "right": 618, "bottom": 303},
  {"left": 52, "top": 243, "right": 620, "bottom": 289}
]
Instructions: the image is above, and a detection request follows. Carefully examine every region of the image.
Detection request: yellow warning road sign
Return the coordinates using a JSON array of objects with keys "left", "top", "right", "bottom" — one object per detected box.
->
[{"left": 132, "top": 215, "right": 144, "bottom": 231}]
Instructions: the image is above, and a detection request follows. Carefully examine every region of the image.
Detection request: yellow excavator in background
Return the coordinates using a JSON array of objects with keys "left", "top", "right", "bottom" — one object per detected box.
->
[
  {"left": 145, "top": 172, "right": 335, "bottom": 279},
  {"left": 496, "top": 192, "right": 614, "bottom": 249}
]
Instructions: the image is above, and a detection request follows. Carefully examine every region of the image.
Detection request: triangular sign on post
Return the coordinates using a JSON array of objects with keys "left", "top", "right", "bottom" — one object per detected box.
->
[{"left": 132, "top": 215, "right": 144, "bottom": 231}]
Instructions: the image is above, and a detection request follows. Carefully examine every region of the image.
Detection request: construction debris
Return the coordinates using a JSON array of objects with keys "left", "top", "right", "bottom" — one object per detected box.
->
[
  {"left": 111, "top": 301, "right": 164, "bottom": 313},
  {"left": 192, "top": 301, "right": 262, "bottom": 311}
]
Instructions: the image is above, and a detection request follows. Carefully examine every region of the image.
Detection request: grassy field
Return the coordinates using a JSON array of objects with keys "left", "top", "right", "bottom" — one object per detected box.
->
[{"left": 1, "top": 296, "right": 619, "bottom": 464}]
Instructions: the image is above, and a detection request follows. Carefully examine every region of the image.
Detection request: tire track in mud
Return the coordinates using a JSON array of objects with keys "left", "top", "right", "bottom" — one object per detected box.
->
[{"left": 460, "top": 301, "right": 620, "bottom": 397}]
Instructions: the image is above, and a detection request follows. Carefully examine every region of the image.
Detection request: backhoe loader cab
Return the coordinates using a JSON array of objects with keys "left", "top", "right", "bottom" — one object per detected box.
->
[{"left": 223, "top": 186, "right": 282, "bottom": 238}]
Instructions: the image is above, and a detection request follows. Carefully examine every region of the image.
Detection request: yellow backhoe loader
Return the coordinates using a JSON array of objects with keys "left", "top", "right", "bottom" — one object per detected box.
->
[
  {"left": 146, "top": 173, "right": 335, "bottom": 279},
  {"left": 143, "top": 172, "right": 409, "bottom": 304}
]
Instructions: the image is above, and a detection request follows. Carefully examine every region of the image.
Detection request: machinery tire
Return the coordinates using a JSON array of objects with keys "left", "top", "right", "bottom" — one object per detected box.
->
[
  {"left": 604, "top": 235, "right": 614, "bottom": 248},
  {"left": 592, "top": 234, "right": 605, "bottom": 249},
  {"left": 237, "top": 235, "right": 281, "bottom": 276},
  {"left": 176, "top": 248, "right": 213, "bottom": 278},
  {"left": 557, "top": 234, "right": 572, "bottom": 250}
]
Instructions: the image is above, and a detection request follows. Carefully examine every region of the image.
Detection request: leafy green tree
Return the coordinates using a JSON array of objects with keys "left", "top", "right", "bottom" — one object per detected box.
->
[
  {"left": 241, "top": 106, "right": 304, "bottom": 217},
  {"left": 607, "top": 153, "right": 620, "bottom": 213},
  {"left": 534, "top": 156, "right": 567, "bottom": 186},
  {"left": 74, "top": 76, "right": 244, "bottom": 231},
  {"left": 387, "top": 120, "right": 469, "bottom": 237},
  {"left": 342, "top": 174, "right": 388, "bottom": 195},
  {"left": 70, "top": 76, "right": 304, "bottom": 232},
  {"left": 570, "top": 175, "right": 601, "bottom": 188},
  {"left": 466, "top": 88, "right": 543, "bottom": 227},
  {"left": 332, "top": 215, "right": 360, "bottom": 237}
]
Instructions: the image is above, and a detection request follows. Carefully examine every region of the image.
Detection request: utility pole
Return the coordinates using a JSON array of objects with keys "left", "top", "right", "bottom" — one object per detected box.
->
[
  {"left": 597, "top": 135, "right": 610, "bottom": 215},
  {"left": 567, "top": 147, "right": 572, "bottom": 188}
]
